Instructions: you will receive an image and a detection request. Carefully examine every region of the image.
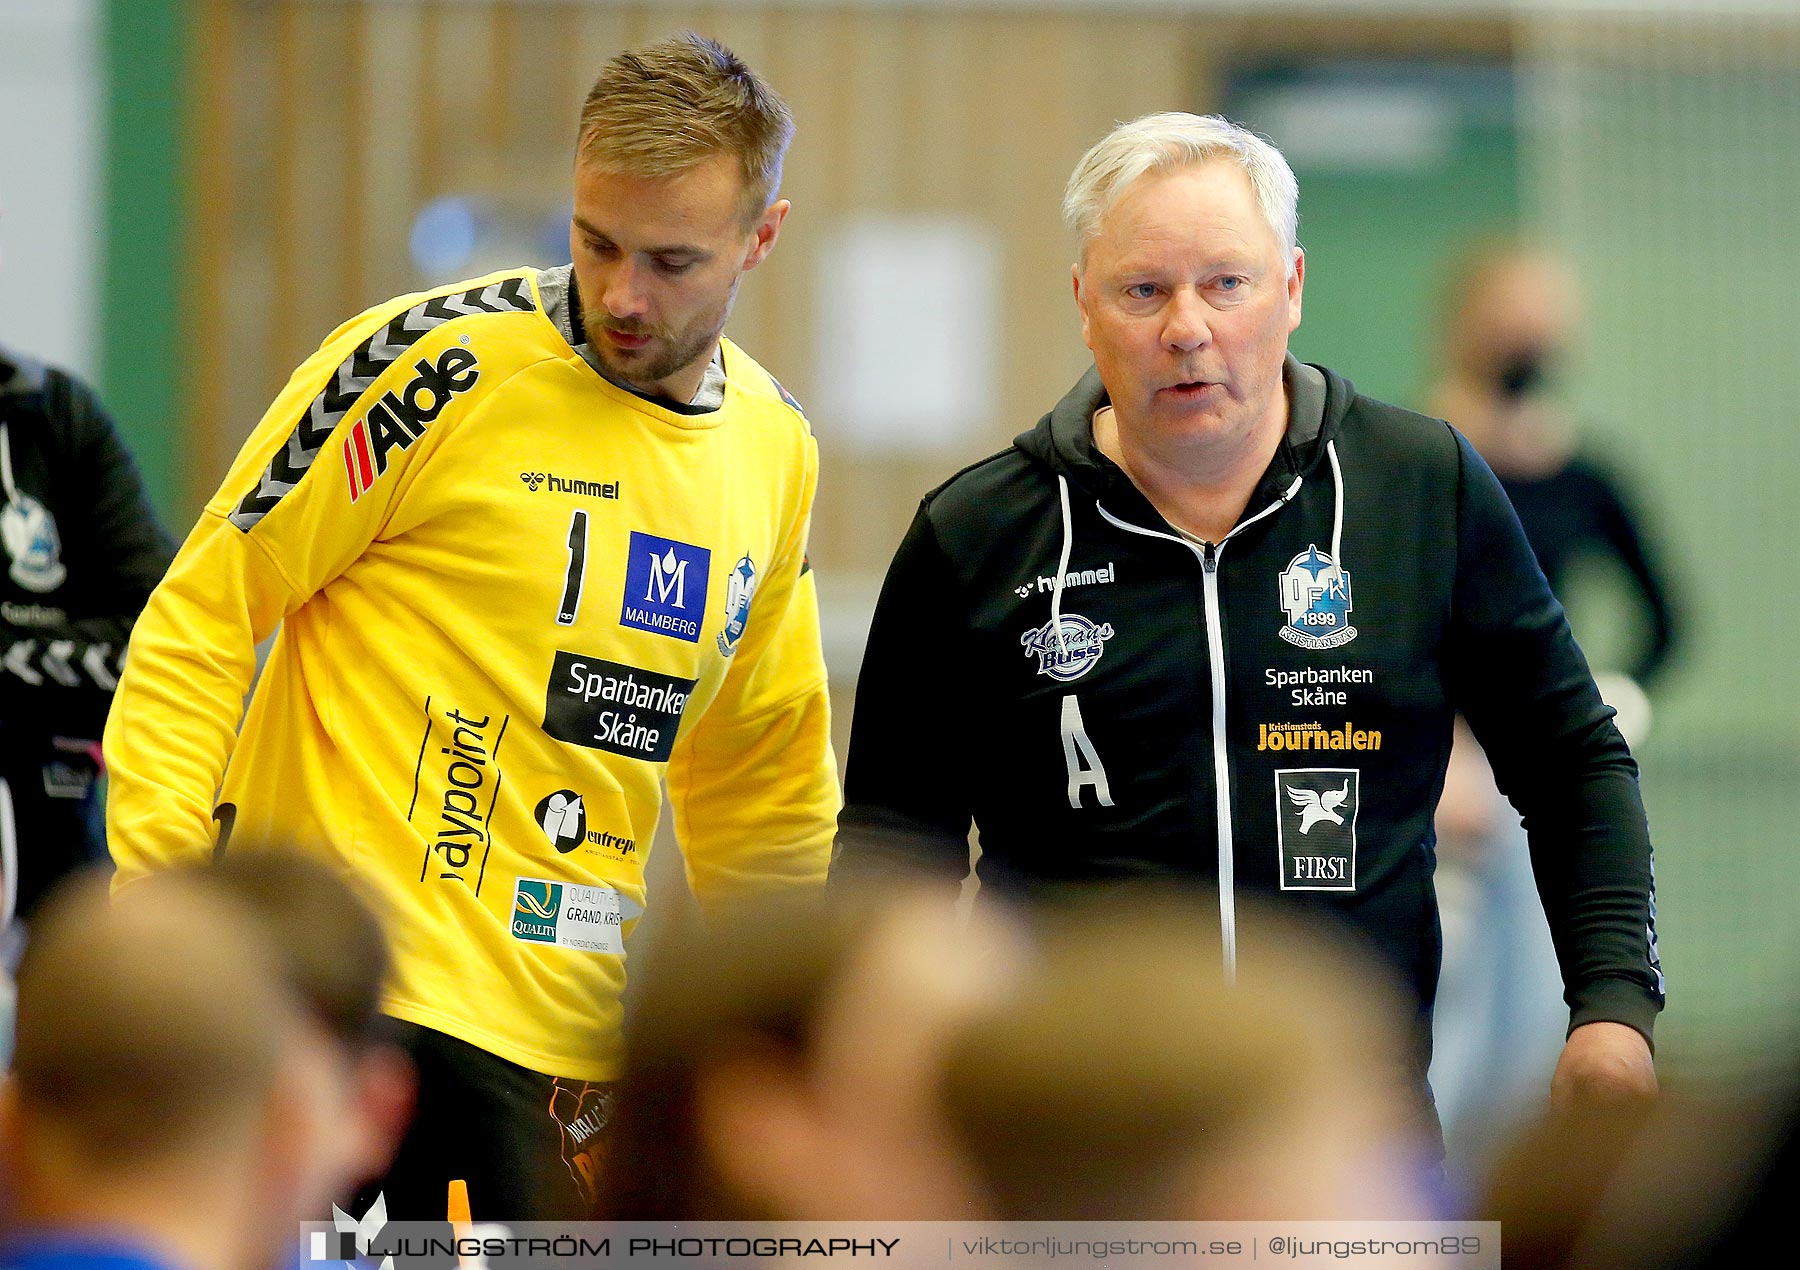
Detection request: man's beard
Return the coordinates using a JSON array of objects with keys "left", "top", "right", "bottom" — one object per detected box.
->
[{"left": 582, "top": 285, "right": 736, "bottom": 398}]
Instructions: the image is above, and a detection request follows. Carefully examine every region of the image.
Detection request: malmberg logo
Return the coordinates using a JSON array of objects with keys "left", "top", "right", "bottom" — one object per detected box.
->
[
  {"left": 520, "top": 471, "right": 620, "bottom": 499},
  {"left": 344, "top": 346, "right": 479, "bottom": 502}
]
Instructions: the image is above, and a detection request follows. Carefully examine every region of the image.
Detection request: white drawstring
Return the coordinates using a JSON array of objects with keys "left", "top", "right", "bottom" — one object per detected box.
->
[
  {"left": 1326, "top": 440, "right": 1347, "bottom": 589},
  {"left": 0, "top": 424, "right": 17, "bottom": 502},
  {"left": 1052, "top": 474, "right": 1074, "bottom": 656},
  {"left": 1, "top": 778, "right": 17, "bottom": 932}
]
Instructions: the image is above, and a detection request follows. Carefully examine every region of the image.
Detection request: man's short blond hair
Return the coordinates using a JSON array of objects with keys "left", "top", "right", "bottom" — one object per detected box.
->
[{"left": 577, "top": 32, "right": 794, "bottom": 222}]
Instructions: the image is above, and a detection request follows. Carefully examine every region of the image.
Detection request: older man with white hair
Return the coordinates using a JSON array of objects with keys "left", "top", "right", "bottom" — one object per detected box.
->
[{"left": 834, "top": 112, "right": 1662, "bottom": 1164}]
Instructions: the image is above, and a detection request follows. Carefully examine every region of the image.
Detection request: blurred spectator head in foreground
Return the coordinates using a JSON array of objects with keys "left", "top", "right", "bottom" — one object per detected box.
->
[
  {"left": 598, "top": 888, "right": 1024, "bottom": 1219},
  {"left": 0, "top": 869, "right": 309, "bottom": 1269},
  {"left": 200, "top": 849, "right": 415, "bottom": 1220},
  {"left": 938, "top": 891, "right": 1433, "bottom": 1220}
]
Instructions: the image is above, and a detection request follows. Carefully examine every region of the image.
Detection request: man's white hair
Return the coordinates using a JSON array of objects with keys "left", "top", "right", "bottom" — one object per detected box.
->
[{"left": 1063, "top": 112, "right": 1300, "bottom": 274}]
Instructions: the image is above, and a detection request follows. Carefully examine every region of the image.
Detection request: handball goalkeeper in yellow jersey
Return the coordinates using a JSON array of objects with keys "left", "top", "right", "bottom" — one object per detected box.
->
[{"left": 103, "top": 33, "right": 838, "bottom": 1220}]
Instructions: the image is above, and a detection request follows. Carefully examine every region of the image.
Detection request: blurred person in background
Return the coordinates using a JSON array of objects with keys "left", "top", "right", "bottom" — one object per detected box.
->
[
  {"left": 1425, "top": 241, "right": 1682, "bottom": 1191},
  {"left": 596, "top": 889, "right": 1020, "bottom": 1219},
  {"left": 835, "top": 112, "right": 1663, "bottom": 1171},
  {"left": 200, "top": 850, "right": 417, "bottom": 1226},
  {"left": 101, "top": 33, "right": 837, "bottom": 1220},
  {"left": 939, "top": 893, "right": 1430, "bottom": 1219},
  {"left": 0, "top": 871, "right": 320, "bottom": 1270},
  {"left": 0, "top": 189, "right": 175, "bottom": 1062}
]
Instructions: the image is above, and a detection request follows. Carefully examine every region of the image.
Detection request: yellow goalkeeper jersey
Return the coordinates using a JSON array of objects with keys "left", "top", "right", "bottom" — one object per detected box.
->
[{"left": 104, "top": 269, "right": 839, "bottom": 1079}]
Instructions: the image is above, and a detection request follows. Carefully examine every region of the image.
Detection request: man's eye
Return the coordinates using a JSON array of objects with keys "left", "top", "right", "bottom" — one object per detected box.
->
[
  {"left": 654, "top": 257, "right": 695, "bottom": 275},
  {"left": 1216, "top": 276, "right": 1243, "bottom": 292},
  {"left": 1125, "top": 283, "right": 1158, "bottom": 300}
]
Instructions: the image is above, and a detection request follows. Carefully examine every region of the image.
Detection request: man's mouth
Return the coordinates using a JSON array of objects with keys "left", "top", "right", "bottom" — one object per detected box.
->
[{"left": 602, "top": 329, "right": 652, "bottom": 352}]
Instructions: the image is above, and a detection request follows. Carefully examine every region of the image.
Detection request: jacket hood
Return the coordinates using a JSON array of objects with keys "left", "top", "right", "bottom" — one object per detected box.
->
[
  {"left": 1012, "top": 353, "right": 1357, "bottom": 514},
  {"left": 0, "top": 344, "right": 48, "bottom": 398},
  {"left": 1012, "top": 354, "right": 1362, "bottom": 662}
]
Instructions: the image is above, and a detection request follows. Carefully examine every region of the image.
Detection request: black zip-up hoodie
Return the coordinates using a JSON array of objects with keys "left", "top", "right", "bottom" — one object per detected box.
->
[
  {"left": 836, "top": 357, "right": 1663, "bottom": 1068},
  {"left": 1, "top": 345, "right": 174, "bottom": 921}
]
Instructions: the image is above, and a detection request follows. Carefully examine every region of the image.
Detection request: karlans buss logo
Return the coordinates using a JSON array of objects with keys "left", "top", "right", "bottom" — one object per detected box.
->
[
  {"left": 1278, "top": 544, "right": 1357, "bottom": 650},
  {"left": 343, "top": 346, "right": 479, "bottom": 502},
  {"left": 621, "top": 532, "right": 710, "bottom": 643},
  {"left": 1021, "top": 614, "right": 1114, "bottom": 683}
]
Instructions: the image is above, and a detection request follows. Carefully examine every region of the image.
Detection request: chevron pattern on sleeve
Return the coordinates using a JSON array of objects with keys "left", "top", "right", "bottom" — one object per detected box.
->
[
  {"left": 229, "top": 276, "right": 535, "bottom": 532},
  {"left": 3, "top": 638, "right": 123, "bottom": 690}
]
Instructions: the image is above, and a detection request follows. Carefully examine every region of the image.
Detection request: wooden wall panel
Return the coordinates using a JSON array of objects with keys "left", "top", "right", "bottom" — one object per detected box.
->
[
  {"left": 188, "top": 0, "right": 234, "bottom": 506},
  {"left": 360, "top": 2, "right": 427, "bottom": 314},
  {"left": 196, "top": 2, "right": 1503, "bottom": 574}
]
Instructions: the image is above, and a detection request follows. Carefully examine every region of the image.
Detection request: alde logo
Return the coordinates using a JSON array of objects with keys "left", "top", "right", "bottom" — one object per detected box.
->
[
  {"left": 344, "top": 345, "right": 480, "bottom": 502},
  {"left": 1278, "top": 544, "right": 1357, "bottom": 650},
  {"left": 535, "top": 790, "right": 587, "bottom": 853},
  {"left": 716, "top": 552, "right": 758, "bottom": 657},
  {"left": 621, "top": 532, "right": 710, "bottom": 643},
  {"left": 1020, "top": 614, "right": 1115, "bottom": 683},
  {"left": 1275, "top": 768, "right": 1359, "bottom": 892}
]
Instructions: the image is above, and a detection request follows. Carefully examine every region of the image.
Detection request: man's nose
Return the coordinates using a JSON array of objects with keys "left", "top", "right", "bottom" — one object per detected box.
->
[
  {"left": 1163, "top": 289, "right": 1211, "bottom": 353},
  {"left": 601, "top": 259, "right": 649, "bottom": 320}
]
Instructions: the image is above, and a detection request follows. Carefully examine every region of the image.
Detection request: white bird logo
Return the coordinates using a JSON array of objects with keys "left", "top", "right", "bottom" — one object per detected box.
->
[{"left": 1287, "top": 782, "right": 1349, "bottom": 834}]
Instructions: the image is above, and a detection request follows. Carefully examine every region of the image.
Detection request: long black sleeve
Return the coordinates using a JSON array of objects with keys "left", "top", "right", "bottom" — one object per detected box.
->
[
  {"left": 833, "top": 503, "right": 978, "bottom": 886},
  {"left": 1447, "top": 435, "right": 1663, "bottom": 1042}
]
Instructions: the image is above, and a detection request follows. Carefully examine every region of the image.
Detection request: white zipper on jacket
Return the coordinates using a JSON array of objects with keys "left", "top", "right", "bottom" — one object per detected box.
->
[{"left": 1095, "top": 477, "right": 1300, "bottom": 981}]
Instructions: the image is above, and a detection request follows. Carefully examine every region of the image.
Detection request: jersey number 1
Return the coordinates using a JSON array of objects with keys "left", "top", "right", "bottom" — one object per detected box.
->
[{"left": 558, "top": 509, "right": 588, "bottom": 626}]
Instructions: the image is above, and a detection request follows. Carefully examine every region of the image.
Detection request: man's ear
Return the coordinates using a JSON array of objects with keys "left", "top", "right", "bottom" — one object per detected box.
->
[
  {"left": 1073, "top": 263, "right": 1095, "bottom": 351},
  {"left": 1286, "top": 249, "right": 1305, "bottom": 334},
  {"left": 742, "top": 200, "right": 791, "bottom": 273}
]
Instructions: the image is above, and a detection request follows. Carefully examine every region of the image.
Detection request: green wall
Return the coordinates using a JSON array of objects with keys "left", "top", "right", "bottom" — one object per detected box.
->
[
  {"left": 101, "top": 0, "right": 192, "bottom": 524},
  {"left": 1287, "top": 131, "right": 1521, "bottom": 409},
  {"left": 1229, "top": 63, "right": 1522, "bottom": 409}
]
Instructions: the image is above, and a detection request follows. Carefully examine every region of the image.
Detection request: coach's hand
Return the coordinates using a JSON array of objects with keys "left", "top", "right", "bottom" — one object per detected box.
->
[{"left": 1551, "top": 1021, "right": 1658, "bottom": 1108}]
